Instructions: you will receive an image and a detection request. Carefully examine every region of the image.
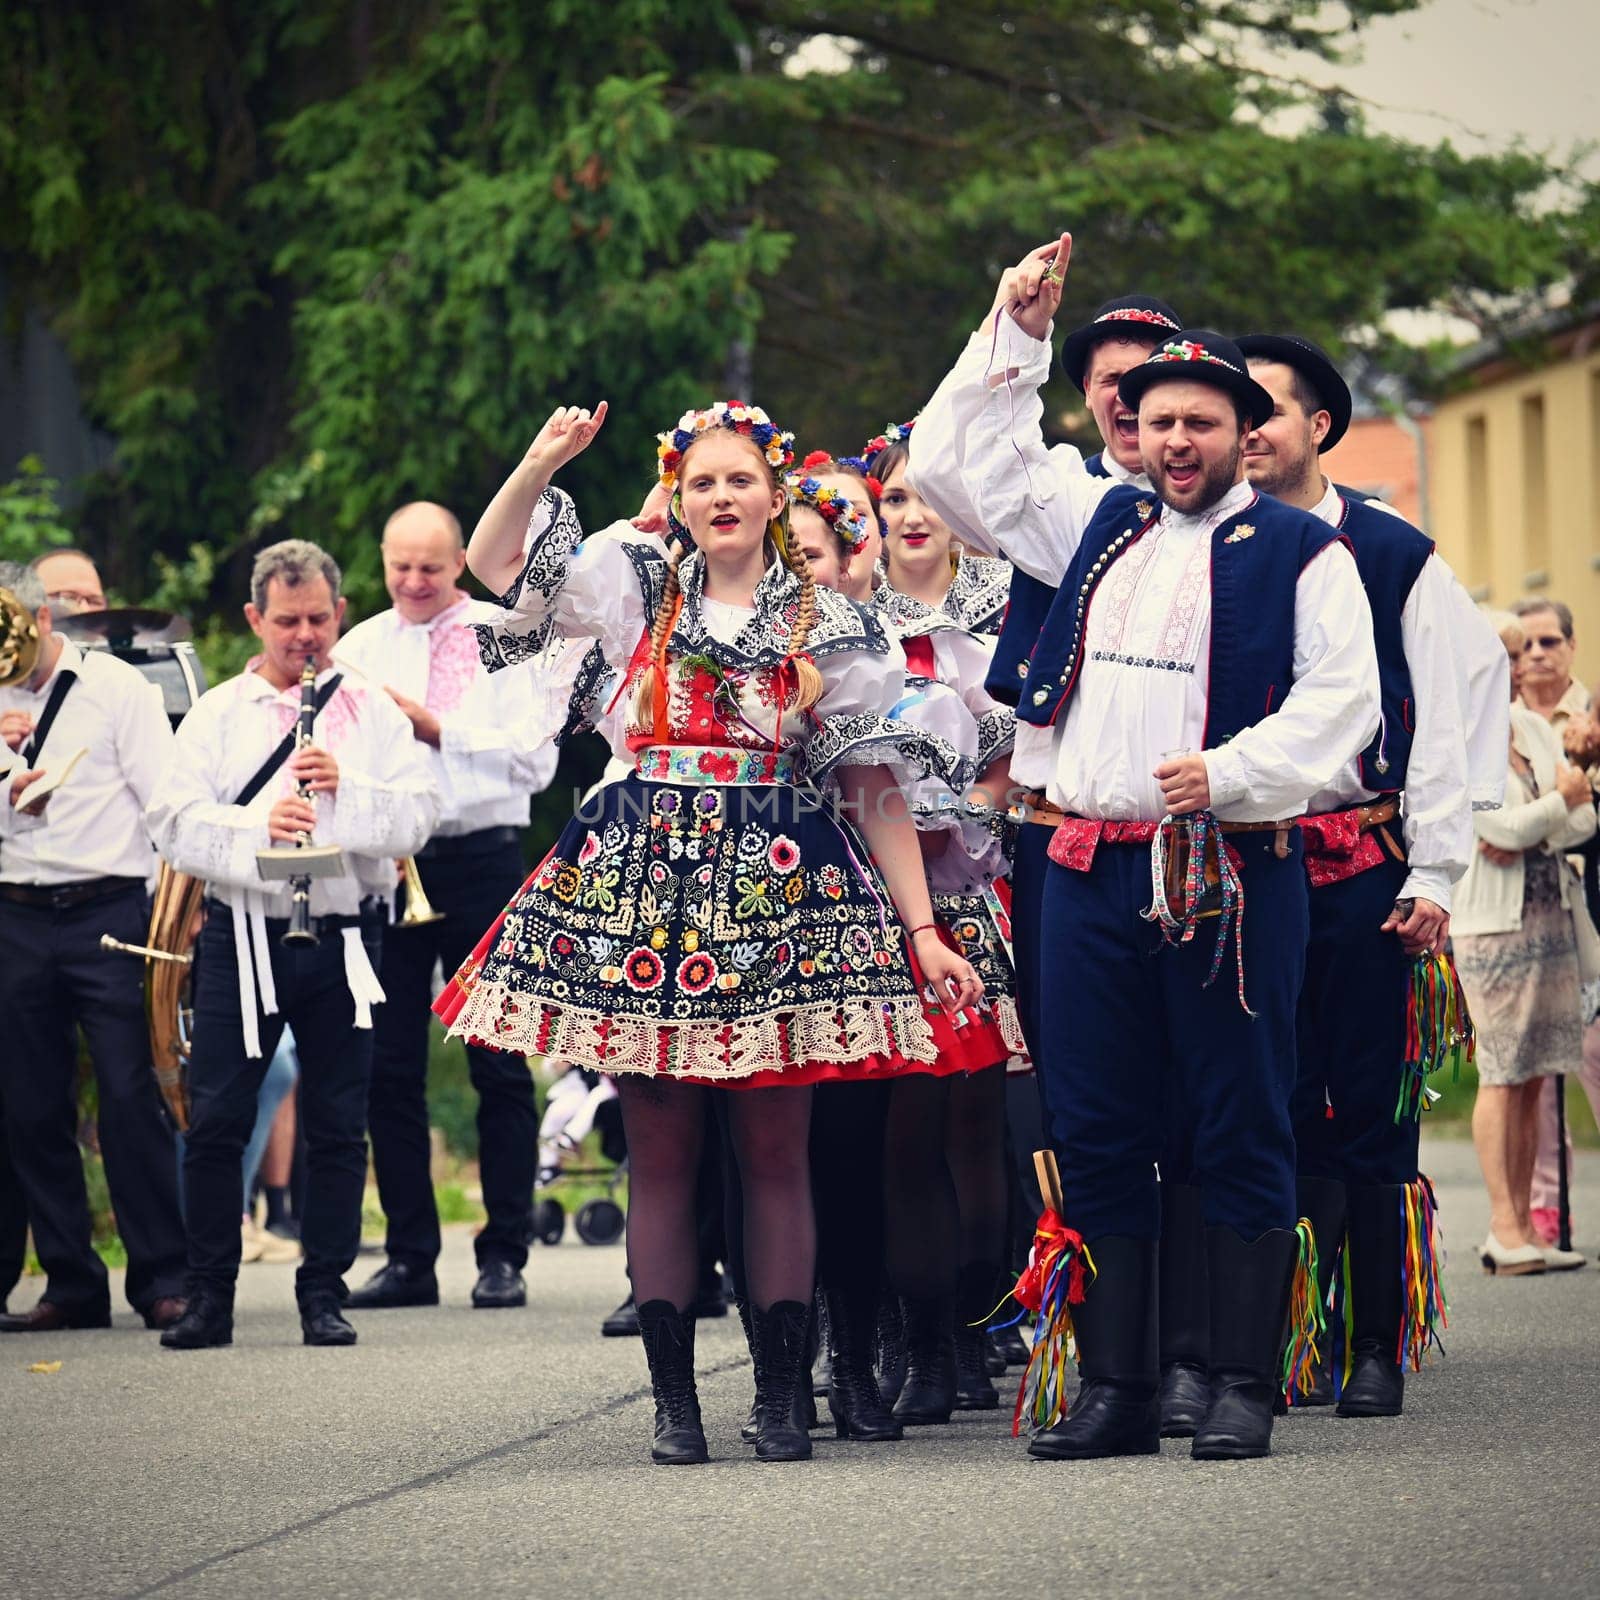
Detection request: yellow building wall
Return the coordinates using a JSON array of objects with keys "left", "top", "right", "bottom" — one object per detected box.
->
[{"left": 1431, "top": 339, "right": 1600, "bottom": 681}]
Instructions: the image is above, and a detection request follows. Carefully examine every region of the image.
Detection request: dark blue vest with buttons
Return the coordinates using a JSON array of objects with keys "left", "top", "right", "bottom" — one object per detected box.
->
[
  {"left": 984, "top": 452, "right": 1112, "bottom": 706},
  {"left": 1332, "top": 493, "right": 1433, "bottom": 793},
  {"left": 1015, "top": 487, "right": 1347, "bottom": 753}
]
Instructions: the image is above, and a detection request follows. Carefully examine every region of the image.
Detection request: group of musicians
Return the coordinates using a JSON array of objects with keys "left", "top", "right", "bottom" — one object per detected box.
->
[{"left": 0, "top": 514, "right": 562, "bottom": 1347}]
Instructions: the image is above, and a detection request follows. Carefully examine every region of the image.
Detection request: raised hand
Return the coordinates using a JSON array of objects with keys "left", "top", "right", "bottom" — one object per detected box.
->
[
  {"left": 629, "top": 480, "right": 673, "bottom": 542},
  {"left": 986, "top": 232, "right": 1072, "bottom": 342},
  {"left": 522, "top": 402, "right": 610, "bottom": 481}
]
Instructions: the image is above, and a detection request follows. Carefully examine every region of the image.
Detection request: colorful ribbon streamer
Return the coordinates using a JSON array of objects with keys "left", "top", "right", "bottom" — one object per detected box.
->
[
  {"left": 1281, "top": 1215, "right": 1327, "bottom": 1405},
  {"left": 1396, "top": 951, "right": 1476, "bottom": 1122},
  {"left": 986, "top": 1208, "right": 1096, "bottom": 1437},
  {"left": 1145, "top": 811, "right": 1254, "bottom": 1016},
  {"left": 1400, "top": 1174, "right": 1448, "bottom": 1370}
]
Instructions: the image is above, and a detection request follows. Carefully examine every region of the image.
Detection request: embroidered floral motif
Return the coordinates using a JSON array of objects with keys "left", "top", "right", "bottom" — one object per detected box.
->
[{"left": 623, "top": 948, "right": 664, "bottom": 991}]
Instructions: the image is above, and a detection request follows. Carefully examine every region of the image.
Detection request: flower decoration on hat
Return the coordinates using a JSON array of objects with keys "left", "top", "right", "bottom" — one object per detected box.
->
[
  {"left": 656, "top": 400, "right": 795, "bottom": 492},
  {"left": 785, "top": 474, "right": 873, "bottom": 554},
  {"left": 1147, "top": 338, "right": 1244, "bottom": 374},
  {"left": 862, "top": 417, "right": 917, "bottom": 459},
  {"left": 1094, "top": 307, "right": 1180, "bottom": 333}
]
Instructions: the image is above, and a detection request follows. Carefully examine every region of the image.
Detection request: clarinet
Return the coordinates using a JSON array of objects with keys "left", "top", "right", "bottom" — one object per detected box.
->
[{"left": 282, "top": 657, "right": 321, "bottom": 947}]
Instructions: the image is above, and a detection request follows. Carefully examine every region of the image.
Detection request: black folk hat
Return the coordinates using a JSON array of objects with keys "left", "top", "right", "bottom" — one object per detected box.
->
[
  {"left": 1060, "top": 295, "right": 1184, "bottom": 393},
  {"left": 1117, "top": 330, "right": 1276, "bottom": 429},
  {"left": 1233, "top": 333, "right": 1352, "bottom": 453}
]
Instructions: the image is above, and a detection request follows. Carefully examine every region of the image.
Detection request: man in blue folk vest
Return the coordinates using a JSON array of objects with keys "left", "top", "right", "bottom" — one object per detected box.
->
[
  {"left": 911, "top": 239, "right": 1182, "bottom": 1242},
  {"left": 913, "top": 248, "right": 1380, "bottom": 1461},
  {"left": 1233, "top": 335, "right": 1498, "bottom": 1415}
]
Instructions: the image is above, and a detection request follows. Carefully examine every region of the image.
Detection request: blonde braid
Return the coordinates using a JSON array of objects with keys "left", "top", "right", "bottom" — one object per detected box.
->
[
  {"left": 631, "top": 548, "right": 684, "bottom": 730},
  {"left": 778, "top": 529, "right": 824, "bottom": 712}
]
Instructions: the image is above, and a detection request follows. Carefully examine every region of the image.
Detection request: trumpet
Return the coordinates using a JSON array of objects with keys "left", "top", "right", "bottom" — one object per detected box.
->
[
  {"left": 398, "top": 856, "right": 445, "bottom": 926},
  {"left": 254, "top": 657, "right": 345, "bottom": 945}
]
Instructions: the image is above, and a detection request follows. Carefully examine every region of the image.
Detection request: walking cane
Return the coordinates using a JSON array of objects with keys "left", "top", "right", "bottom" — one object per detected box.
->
[{"left": 1555, "top": 1073, "right": 1573, "bottom": 1252}]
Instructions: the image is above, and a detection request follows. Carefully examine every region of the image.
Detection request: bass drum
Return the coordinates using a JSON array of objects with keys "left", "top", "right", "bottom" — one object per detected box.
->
[{"left": 62, "top": 610, "right": 208, "bottom": 1130}]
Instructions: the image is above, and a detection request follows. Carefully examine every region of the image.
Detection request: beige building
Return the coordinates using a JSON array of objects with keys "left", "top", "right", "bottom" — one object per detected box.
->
[{"left": 1429, "top": 309, "right": 1600, "bottom": 673}]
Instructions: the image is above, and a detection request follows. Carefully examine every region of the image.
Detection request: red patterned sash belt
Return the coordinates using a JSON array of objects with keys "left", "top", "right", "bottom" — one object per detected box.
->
[
  {"left": 1046, "top": 814, "right": 1300, "bottom": 873},
  {"left": 1300, "top": 796, "right": 1403, "bottom": 889}
]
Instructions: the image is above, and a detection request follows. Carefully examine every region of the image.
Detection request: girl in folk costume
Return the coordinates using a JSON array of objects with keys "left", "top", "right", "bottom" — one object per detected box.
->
[
  {"left": 868, "top": 424, "right": 1011, "bottom": 635},
  {"left": 439, "top": 401, "right": 983, "bottom": 1467},
  {"left": 792, "top": 471, "right": 1023, "bottom": 1422}
]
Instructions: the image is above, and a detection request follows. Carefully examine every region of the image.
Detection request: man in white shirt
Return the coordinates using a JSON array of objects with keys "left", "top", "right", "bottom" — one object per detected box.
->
[
  {"left": 147, "top": 541, "right": 438, "bottom": 1350},
  {"left": 913, "top": 245, "right": 1379, "bottom": 1465},
  {"left": 0, "top": 561, "right": 188, "bottom": 1334},
  {"left": 338, "top": 501, "right": 558, "bottom": 1313},
  {"left": 1234, "top": 334, "right": 1479, "bottom": 1420}
]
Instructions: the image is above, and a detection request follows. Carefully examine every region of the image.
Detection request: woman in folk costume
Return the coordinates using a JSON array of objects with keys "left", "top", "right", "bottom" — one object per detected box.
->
[
  {"left": 438, "top": 401, "right": 983, "bottom": 1467},
  {"left": 836, "top": 439, "right": 1024, "bottom": 1419}
]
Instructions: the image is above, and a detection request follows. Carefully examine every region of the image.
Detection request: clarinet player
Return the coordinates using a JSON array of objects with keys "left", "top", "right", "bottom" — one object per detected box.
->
[{"left": 147, "top": 541, "right": 438, "bottom": 1349}]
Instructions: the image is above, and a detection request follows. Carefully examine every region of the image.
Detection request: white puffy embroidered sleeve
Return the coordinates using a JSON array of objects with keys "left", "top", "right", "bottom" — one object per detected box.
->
[
  {"left": 325, "top": 691, "right": 440, "bottom": 859},
  {"left": 145, "top": 694, "right": 272, "bottom": 890},
  {"left": 474, "top": 488, "right": 657, "bottom": 672},
  {"left": 1393, "top": 555, "right": 1474, "bottom": 910},
  {"left": 1204, "top": 543, "right": 1381, "bottom": 822},
  {"left": 911, "top": 316, "right": 1111, "bottom": 585},
  {"left": 804, "top": 636, "right": 963, "bottom": 791},
  {"left": 931, "top": 629, "right": 1014, "bottom": 770}
]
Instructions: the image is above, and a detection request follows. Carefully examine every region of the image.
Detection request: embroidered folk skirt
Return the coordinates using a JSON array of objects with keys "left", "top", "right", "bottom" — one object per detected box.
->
[
  {"left": 435, "top": 773, "right": 952, "bottom": 1087},
  {"left": 931, "top": 885, "right": 1027, "bottom": 1073}
]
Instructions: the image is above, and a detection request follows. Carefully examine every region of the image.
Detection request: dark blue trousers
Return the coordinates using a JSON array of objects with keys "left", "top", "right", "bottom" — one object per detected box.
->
[
  {"left": 1292, "top": 855, "right": 1419, "bottom": 1186},
  {"left": 1038, "top": 833, "right": 1307, "bottom": 1242},
  {"left": 1006, "top": 820, "right": 1054, "bottom": 1206}
]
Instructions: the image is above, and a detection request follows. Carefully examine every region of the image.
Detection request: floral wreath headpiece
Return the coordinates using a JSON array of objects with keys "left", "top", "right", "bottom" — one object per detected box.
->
[
  {"left": 784, "top": 474, "right": 873, "bottom": 555},
  {"left": 656, "top": 400, "right": 795, "bottom": 492},
  {"left": 862, "top": 417, "right": 917, "bottom": 460}
]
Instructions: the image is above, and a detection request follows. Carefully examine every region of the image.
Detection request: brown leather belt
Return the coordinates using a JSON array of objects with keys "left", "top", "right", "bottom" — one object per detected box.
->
[
  {"left": 1011, "top": 791, "right": 1300, "bottom": 858},
  {"left": 1352, "top": 796, "right": 1400, "bottom": 830}
]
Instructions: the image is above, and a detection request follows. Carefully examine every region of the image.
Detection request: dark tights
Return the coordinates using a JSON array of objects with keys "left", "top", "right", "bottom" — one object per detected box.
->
[
  {"left": 621, "top": 1079, "right": 814, "bottom": 1313},
  {"left": 947, "top": 1065, "right": 1008, "bottom": 1270},
  {"left": 812, "top": 1081, "right": 891, "bottom": 1302},
  {"left": 883, "top": 1073, "right": 959, "bottom": 1299}
]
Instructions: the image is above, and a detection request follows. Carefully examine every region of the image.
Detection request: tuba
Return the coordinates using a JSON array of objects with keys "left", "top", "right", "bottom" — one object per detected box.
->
[
  {"left": 0, "top": 584, "right": 41, "bottom": 688},
  {"left": 70, "top": 606, "right": 209, "bottom": 1130}
]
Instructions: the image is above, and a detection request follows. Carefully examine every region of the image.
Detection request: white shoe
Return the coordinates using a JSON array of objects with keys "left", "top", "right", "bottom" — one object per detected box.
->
[
  {"left": 1480, "top": 1231, "right": 1546, "bottom": 1275},
  {"left": 1542, "top": 1244, "right": 1588, "bottom": 1272},
  {"left": 255, "top": 1226, "right": 302, "bottom": 1265},
  {"left": 240, "top": 1217, "right": 265, "bottom": 1264}
]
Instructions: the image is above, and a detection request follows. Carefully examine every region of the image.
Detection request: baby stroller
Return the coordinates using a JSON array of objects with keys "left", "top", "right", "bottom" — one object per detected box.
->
[{"left": 533, "top": 1060, "right": 627, "bottom": 1246}]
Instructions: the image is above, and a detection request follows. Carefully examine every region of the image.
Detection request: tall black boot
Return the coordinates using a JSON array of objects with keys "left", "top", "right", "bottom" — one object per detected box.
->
[
  {"left": 736, "top": 1297, "right": 763, "bottom": 1443},
  {"left": 637, "top": 1300, "right": 708, "bottom": 1465},
  {"left": 812, "top": 1288, "right": 833, "bottom": 1397},
  {"left": 953, "top": 1260, "right": 1001, "bottom": 1411},
  {"left": 1337, "top": 1183, "right": 1406, "bottom": 1418},
  {"left": 824, "top": 1281, "right": 903, "bottom": 1441},
  {"left": 1192, "top": 1227, "right": 1298, "bottom": 1461},
  {"left": 892, "top": 1294, "right": 957, "bottom": 1425},
  {"left": 1283, "top": 1176, "right": 1346, "bottom": 1410},
  {"left": 876, "top": 1291, "right": 906, "bottom": 1405},
  {"left": 1157, "top": 1184, "right": 1209, "bottom": 1437},
  {"left": 752, "top": 1301, "right": 814, "bottom": 1461},
  {"left": 1029, "top": 1236, "right": 1160, "bottom": 1460}
]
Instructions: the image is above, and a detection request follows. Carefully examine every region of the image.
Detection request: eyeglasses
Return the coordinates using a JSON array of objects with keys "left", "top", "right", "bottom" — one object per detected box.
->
[
  {"left": 45, "top": 589, "right": 107, "bottom": 613},
  {"left": 1527, "top": 635, "right": 1569, "bottom": 651}
]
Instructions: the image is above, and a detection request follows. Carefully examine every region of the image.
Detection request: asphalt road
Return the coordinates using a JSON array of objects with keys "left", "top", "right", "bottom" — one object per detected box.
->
[{"left": 3, "top": 1135, "right": 1597, "bottom": 1600}]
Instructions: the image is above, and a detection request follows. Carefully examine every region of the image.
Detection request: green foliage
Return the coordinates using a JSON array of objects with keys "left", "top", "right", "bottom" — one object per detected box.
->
[
  {"left": 1, "top": 0, "right": 1596, "bottom": 629},
  {"left": 0, "top": 456, "right": 74, "bottom": 566}
]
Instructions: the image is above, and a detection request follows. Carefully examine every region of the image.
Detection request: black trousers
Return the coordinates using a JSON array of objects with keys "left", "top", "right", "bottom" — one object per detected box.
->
[
  {"left": 368, "top": 834, "right": 535, "bottom": 1271},
  {"left": 0, "top": 888, "right": 186, "bottom": 1314},
  {"left": 183, "top": 910, "right": 381, "bottom": 1301},
  {"left": 0, "top": 1108, "right": 25, "bottom": 1304}
]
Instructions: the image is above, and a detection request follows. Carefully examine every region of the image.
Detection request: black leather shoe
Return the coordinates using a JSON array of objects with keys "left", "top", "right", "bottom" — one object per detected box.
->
[
  {"left": 1027, "top": 1236, "right": 1160, "bottom": 1461},
  {"left": 1158, "top": 1361, "right": 1210, "bottom": 1437},
  {"left": 471, "top": 1259, "right": 527, "bottom": 1309},
  {"left": 996, "top": 1320, "right": 1032, "bottom": 1369},
  {"left": 1192, "top": 1226, "right": 1298, "bottom": 1461},
  {"left": 690, "top": 1272, "right": 729, "bottom": 1320},
  {"left": 346, "top": 1260, "right": 439, "bottom": 1310},
  {"left": 984, "top": 1333, "right": 1008, "bottom": 1376},
  {"left": 752, "top": 1301, "right": 814, "bottom": 1461},
  {"left": 638, "top": 1300, "right": 708, "bottom": 1465},
  {"left": 876, "top": 1293, "right": 906, "bottom": 1406},
  {"left": 0, "top": 1299, "right": 112, "bottom": 1333},
  {"left": 601, "top": 1292, "right": 640, "bottom": 1337},
  {"left": 1029, "top": 1379, "right": 1160, "bottom": 1459},
  {"left": 1336, "top": 1183, "right": 1406, "bottom": 1419},
  {"left": 892, "top": 1295, "right": 957, "bottom": 1425},
  {"left": 160, "top": 1288, "right": 233, "bottom": 1350},
  {"left": 301, "top": 1296, "right": 358, "bottom": 1346},
  {"left": 735, "top": 1298, "right": 763, "bottom": 1443}
]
